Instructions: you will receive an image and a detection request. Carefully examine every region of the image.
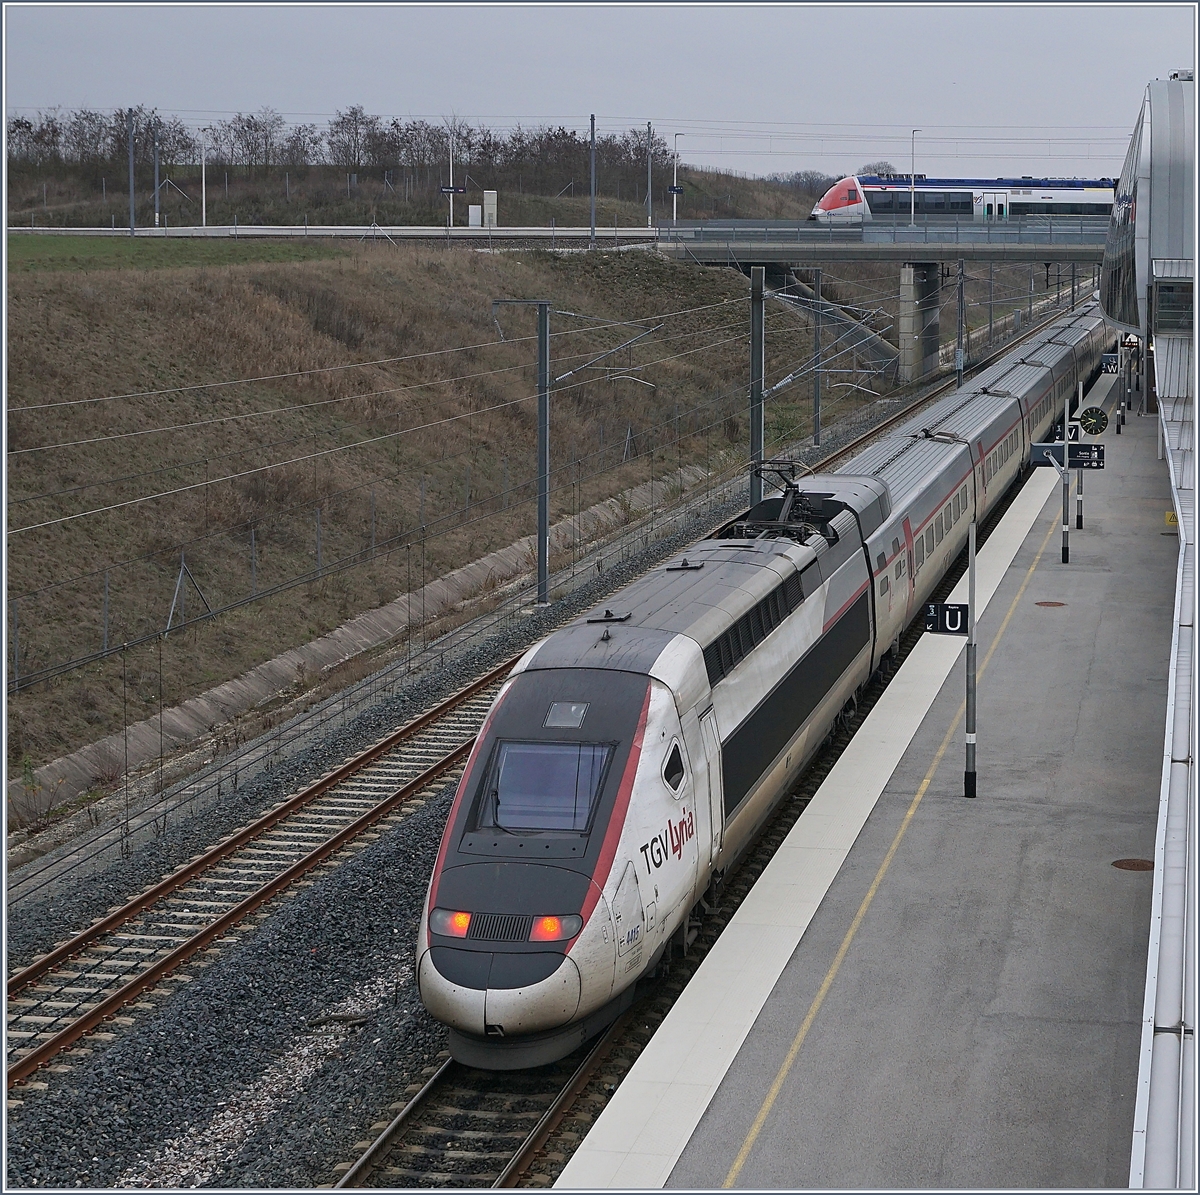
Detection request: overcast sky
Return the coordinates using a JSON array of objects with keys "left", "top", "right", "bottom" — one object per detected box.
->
[{"left": 5, "top": 4, "right": 1196, "bottom": 178}]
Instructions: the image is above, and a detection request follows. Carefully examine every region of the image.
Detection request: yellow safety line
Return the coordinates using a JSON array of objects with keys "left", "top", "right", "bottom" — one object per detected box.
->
[{"left": 723, "top": 508, "right": 1060, "bottom": 1188}]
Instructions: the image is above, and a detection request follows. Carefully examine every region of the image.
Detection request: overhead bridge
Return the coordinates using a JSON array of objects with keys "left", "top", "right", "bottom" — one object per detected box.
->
[{"left": 657, "top": 217, "right": 1107, "bottom": 265}]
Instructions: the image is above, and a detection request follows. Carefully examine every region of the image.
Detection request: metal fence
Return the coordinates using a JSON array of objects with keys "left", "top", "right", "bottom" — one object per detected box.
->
[{"left": 659, "top": 215, "right": 1111, "bottom": 246}]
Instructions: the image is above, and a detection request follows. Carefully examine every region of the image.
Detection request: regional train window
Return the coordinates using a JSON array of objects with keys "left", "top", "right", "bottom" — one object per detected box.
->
[
  {"left": 926, "top": 527, "right": 935, "bottom": 555},
  {"left": 960, "top": 485, "right": 968, "bottom": 511},
  {"left": 952, "top": 494, "right": 961, "bottom": 521},
  {"left": 944, "top": 503, "right": 952, "bottom": 528},
  {"left": 894, "top": 559, "right": 903, "bottom": 581},
  {"left": 916, "top": 538, "right": 925, "bottom": 569},
  {"left": 663, "top": 743, "right": 685, "bottom": 793},
  {"left": 880, "top": 575, "right": 889, "bottom": 595},
  {"left": 935, "top": 515, "right": 944, "bottom": 544},
  {"left": 473, "top": 741, "right": 614, "bottom": 832}
]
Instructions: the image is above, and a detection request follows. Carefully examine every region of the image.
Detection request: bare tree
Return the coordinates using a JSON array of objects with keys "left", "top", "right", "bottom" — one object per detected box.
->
[{"left": 327, "top": 105, "right": 381, "bottom": 170}]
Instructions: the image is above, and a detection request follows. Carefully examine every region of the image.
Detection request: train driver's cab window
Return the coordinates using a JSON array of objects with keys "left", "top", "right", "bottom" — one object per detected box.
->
[
  {"left": 663, "top": 742, "right": 685, "bottom": 793},
  {"left": 473, "top": 741, "right": 613, "bottom": 832}
]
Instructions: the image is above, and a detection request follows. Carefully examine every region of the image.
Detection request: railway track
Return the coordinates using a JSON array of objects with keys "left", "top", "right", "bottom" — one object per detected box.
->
[
  {"left": 333, "top": 1009, "right": 637, "bottom": 1189},
  {"left": 5, "top": 656, "right": 519, "bottom": 1089}
]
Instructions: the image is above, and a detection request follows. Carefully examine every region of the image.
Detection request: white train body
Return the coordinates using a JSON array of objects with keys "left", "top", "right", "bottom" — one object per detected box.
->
[
  {"left": 419, "top": 304, "right": 1114, "bottom": 1068},
  {"left": 810, "top": 173, "right": 1115, "bottom": 223}
]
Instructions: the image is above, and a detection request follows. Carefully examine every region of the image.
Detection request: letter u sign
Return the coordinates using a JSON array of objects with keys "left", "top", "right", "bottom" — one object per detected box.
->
[{"left": 925, "top": 602, "right": 970, "bottom": 636}]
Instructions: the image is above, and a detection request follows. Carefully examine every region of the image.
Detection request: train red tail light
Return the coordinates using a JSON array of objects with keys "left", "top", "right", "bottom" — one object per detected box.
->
[
  {"left": 430, "top": 908, "right": 472, "bottom": 938},
  {"left": 529, "top": 914, "right": 583, "bottom": 942}
]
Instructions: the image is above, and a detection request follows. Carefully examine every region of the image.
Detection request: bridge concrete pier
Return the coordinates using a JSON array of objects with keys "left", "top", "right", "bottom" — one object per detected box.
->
[{"left": 899, "top": 263, "right": 941, "bottom": 383}]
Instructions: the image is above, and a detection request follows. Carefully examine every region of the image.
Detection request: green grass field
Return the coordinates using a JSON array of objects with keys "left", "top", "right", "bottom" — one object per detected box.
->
[{"left": 7, "top": 233, "right": 350, "bottom": 272}]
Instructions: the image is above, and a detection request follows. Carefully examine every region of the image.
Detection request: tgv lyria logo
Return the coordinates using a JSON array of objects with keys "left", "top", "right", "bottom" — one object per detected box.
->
[{"left": 639, "top": 808, "right": 695, "bottom": 873}]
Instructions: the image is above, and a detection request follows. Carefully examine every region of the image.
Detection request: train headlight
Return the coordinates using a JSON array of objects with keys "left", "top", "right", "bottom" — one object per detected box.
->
[
  {"left": 430, "top": 908, "right": 472, "bottom": 938},
  {"left": 529, "top": 914, "right": 583, "bottom": 942}
]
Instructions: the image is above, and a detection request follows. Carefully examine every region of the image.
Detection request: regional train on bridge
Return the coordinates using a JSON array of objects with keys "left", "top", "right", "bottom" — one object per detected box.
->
[
  {"left": 418, "top": 303, "right": 1115, "bottom": 1069},
  {"left": 809, "top": 174, "right": 1115, "bottom": 223}
]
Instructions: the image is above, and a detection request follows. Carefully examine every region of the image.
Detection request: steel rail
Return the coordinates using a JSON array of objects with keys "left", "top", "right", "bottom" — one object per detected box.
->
[
  {"left": 492, "top": 1009, "right": 635, "bottom": 1187},
  {"left": 334, "top": 1057, "right": 457, "bottom": 1189},
  {"left": 7, "top": 736, "right": 476, "bottom": 1089},
  {"left": 7, "top": 655, "right": 517, "bottom": 999},
  {"left": 333, "top": 1011, "right": 632, "bottom": 1189}
]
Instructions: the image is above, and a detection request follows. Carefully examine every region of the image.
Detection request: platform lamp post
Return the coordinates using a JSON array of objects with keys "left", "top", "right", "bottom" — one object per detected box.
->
[
  {"left": 673, "top": 133, "right": 684, "bottom": 224},
  {"left": 910, "top": 129, "right": 921, "bottom": 226},
  {"left": 964, "top": 518, "right": 977, "bottom": 797}
]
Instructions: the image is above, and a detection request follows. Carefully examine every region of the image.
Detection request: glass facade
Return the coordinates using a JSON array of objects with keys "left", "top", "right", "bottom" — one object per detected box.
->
[
  {"left": 1100, "top": 106, "right": 1143, "bottom": 331},
  {"left": 1154, "top": 281, "right": 1194, "bottom": 333}
]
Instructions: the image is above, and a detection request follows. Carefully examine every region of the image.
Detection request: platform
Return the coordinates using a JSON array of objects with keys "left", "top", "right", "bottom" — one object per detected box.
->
[{"left": 557, "top": 373, "right": 1178, "bottom": 1188}]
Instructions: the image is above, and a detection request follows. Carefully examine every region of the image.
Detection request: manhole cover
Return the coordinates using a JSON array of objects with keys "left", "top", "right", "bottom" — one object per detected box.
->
[
  {"left": 1112, "top": 858, "right": 1154, "bottom": 871},
  {"left": 1035, "top": 601, "right": 1067, "bottom": 607}
]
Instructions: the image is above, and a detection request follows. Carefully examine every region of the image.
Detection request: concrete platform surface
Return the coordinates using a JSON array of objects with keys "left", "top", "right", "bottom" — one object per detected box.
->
[{"left": 558, "top": 374, "right": 1177, "bottom": 1189}]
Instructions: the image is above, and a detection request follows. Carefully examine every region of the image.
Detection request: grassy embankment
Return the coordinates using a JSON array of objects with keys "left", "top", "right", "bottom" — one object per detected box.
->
[
  {"left": 9, "top": 165, "right": 819, "bottom": 229},
  {"left": 7, "top": 231, "right": 1051, "bottom": 800},
  {"left": 8, "top": 235, "right": 853, "bottom": 783}
]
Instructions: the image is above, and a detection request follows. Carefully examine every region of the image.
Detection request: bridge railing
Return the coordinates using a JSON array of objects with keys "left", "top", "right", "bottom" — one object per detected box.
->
[{"left": 659, "top": 215, "right": 1110, "bottom": 246}]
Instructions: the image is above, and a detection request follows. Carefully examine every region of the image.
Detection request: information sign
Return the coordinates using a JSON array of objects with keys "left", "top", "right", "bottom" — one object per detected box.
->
[
  {"left": 668, "top": 185, "right": 685, "bottom": 195},
  {"left": 925, "top": 602, "right": 970, "bottom": 635},
  {"left": 1068, "top": 443, "right": 1105, "bottom": 469}
]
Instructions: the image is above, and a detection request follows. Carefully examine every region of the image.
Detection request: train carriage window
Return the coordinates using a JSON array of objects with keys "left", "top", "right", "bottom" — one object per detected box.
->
[
  {"left": 916, "top": 538, "right": 925, "bottom": 569},
  {"left": 894, "top": 558, "right": 903, "bottom": 580},
  {"left": 953, "top": 494, "right": 961, "bottom": 521},
  {"left": 880, "top": 575, "right": 889, "bottom": 595},
  {"left": 960, "top": 485, "right": 968, "bottom": 511},
  {"left": 474, "top": 741, "right": 614, "bottom": 832},
  {"left": 876, "top": 552, "right": 887, "bottom": 572},
  {"left": 926, "top": 527, "right": 935, "bottom": 555},
  {"left": 663, "top": 742, "right": 685, "bottom": 793},
  {"left": 944, "top": 503, "right": 953, "bottom": 529},
  {"left": 935, "top": 514, "right": 944, "bottom": 545}
]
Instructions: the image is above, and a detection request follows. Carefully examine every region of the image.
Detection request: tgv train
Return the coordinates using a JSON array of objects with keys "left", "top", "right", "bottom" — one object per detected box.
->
[
  {"left": 809, "top": 174, "right": 1115, "bottom": 223},
  {"left": 418, "top": 304, "right": 1114, "bottom": 1069}
]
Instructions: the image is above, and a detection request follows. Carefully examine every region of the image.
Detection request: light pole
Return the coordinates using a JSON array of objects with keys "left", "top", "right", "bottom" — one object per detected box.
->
[
  {"left": 673, "top": 133, "right": 684, "bottom": 223},
  {"left": 200, "top": 127, "right": 210, "bottom": 228},
  {"left": 910, "top": 128, "right": 921, "bottom": 226}
]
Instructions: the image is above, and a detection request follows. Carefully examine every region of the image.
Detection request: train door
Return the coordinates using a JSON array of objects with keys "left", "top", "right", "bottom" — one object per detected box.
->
[
  {"left": 983, "top": 191, "right": 1007, "bottom": 221},
  {"left": 901, "top": 517, "right": 916, "bottom": 618},
  {"left": 699, "top": 709, "right": 723, "bottom": 863}
]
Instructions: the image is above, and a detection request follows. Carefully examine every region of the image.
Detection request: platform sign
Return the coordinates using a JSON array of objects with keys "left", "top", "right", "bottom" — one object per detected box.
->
[
  {"left": 1102, "top": 353, "right": 1119, "bottom": 373},
  {"left": 668, "top": 185, "right": 685, "bottom": 195},
  {"left": 439, "top": 186, "right": 466, "bottom": 194},
  {"left": 1069, "top": 443, "right": 1105, "bottom": 468},
  {"left": 1032, "top": 442, "right": 1106, "bottom": 468},
  {"left": 1079, "top": 406, "right": 1109, "bottom": 435},
  {"left": 925, "top": 602, "right": 969, "bottom": 635},
  {"left": 1066, "top": 421, "right": 1081, "bottom": 441},
  {"left": 1032, "top": 442, "right": 1066, "bottom": 467}
]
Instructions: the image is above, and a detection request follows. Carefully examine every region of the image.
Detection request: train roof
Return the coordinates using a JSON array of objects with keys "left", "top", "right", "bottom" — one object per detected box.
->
[
  {"left": 856, "top": 175, "right": 1115, "bottom": 189},
  {"left": 844, "top": 304, "right": 1106, "bottom": 493},
  {"left": 530, "top": 536, "right": 815, "bottom": 674}
]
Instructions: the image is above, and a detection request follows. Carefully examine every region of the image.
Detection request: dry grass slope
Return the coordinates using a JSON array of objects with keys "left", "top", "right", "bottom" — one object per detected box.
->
[{"left": 7, "top": 241, "right": 822, "bottom": 775}]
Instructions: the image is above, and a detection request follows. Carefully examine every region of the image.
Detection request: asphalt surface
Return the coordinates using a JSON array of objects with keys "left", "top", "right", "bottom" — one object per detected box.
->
[{"left": 667, "top": 377, "right": 1174, "bottom": 1188}]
